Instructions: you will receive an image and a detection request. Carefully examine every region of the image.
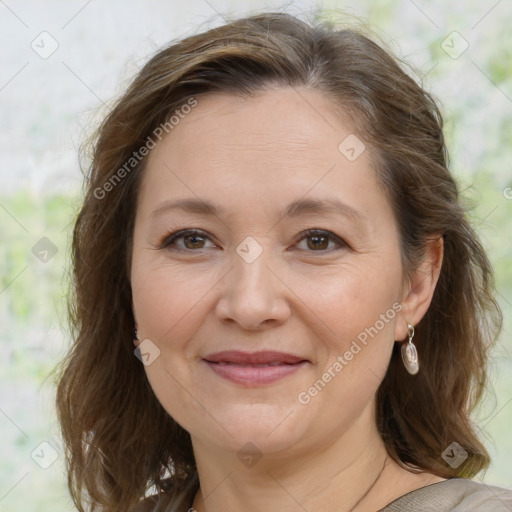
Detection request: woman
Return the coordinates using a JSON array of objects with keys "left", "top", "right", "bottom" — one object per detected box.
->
[{"left": 54, "top": 11, "right": 512, "bottom": 512}]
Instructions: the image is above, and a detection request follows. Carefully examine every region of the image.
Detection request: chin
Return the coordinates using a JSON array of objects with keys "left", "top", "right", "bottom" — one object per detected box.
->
[{"left": 195, "top": 404, "right": 308, "bottom": 454}]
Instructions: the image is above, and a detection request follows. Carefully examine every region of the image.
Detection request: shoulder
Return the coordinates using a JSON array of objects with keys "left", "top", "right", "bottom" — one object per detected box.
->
[
  {"left": 446, "top": 479, "right": 512, "bottom": 511},
  {"left": 380, "top": 478, "right": 512, "bottom": 511}
]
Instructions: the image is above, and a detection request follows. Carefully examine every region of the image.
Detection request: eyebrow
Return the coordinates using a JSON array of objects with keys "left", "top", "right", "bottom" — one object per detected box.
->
[{"left": 150, "top": 197, "right": 367, "bottom": 226}]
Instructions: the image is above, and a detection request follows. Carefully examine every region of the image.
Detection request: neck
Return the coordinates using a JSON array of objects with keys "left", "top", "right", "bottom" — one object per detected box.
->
[{"left": 190, "top": 403, "right": 404, "bottom": 512}]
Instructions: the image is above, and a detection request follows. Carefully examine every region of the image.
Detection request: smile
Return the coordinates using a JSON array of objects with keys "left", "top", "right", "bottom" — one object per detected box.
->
[{"left": 203, "top": 350, "right": 309, "bottom": 386}]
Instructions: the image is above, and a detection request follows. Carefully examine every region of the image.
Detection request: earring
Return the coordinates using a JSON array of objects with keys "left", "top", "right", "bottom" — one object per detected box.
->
[
  {"left": 401, "top": 323, "right": 419, "bottom": 375},
  {"left": 134, "top": 329, "right": 139, "bottom": 341}
]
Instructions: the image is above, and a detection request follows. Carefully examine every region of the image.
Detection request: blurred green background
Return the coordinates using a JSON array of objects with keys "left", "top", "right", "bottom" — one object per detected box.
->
[{"left": 1, "top": 0, "right": 511, "bottom": 510}]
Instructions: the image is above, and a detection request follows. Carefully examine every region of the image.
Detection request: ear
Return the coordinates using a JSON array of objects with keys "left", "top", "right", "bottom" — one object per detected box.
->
[{"left": 394, "top": 235, "right": 444, "bottom": 341}]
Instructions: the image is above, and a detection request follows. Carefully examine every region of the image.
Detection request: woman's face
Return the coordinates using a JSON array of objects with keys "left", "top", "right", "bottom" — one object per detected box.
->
[{"left": 131, "top": 87, "right": 409, "bottom": 460}]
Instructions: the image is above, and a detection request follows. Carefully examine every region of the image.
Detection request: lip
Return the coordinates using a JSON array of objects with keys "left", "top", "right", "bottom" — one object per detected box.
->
[
  {"left": 203, "top": 350, "right": 309, "bottom": 386},
  {"left": 204, "top": 350, "right": 306, "bottom": 365}
]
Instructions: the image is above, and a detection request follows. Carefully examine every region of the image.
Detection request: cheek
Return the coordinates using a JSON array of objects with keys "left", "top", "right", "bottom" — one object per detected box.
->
[
  {"left": 298, "top": 261, "right": 400, "bottom": 338},
  {"left": 131, "top": 261, "right": 213, "bottom": 346},
  {"left": 131, "top": 264, "right": 214, "bottom": 431},
  {"left": 296, "top": 260, "right": 402, "bottom": 399}
]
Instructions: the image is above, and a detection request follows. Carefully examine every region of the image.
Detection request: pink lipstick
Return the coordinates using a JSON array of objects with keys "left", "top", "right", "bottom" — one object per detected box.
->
[{"left": 203, "top": 350, "right": 308, "bottom": 386}]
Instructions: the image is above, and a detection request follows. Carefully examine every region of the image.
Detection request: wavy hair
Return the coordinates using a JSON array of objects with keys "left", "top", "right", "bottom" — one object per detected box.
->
[{"left": 54, "top": 11, "right": 502, "bottom": 511}]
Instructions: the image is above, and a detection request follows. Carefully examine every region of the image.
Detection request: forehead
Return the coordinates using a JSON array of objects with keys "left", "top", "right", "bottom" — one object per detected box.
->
[
  {"left": 151, "top": 87, "right": 356, "bottom": 162},
  {"left": 137, "top": 86, "right": 385, "bottom": 222}
]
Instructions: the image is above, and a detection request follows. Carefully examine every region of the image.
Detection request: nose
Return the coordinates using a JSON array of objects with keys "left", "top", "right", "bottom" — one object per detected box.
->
[{"left": 215, "top": 240, "right": 291, "bottom": 331}]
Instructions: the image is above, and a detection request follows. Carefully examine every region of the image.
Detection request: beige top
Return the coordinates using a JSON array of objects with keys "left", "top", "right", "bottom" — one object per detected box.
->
[
  {"left": 379, "top": 477, "right": 512, "bottom": 511},
  {"left": 132, "top": 474, "right": 512, "bottom": 511}
]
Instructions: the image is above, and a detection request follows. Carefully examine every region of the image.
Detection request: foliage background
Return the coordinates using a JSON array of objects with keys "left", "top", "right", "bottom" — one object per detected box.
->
[{"left": 0, "top": 0, "right": 511, "bottom": 510}]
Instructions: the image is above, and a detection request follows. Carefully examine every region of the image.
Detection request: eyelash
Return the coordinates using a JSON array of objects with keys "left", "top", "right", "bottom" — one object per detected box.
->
[{"left": 159, "top": 228, "right": 349, "bottom": 254}]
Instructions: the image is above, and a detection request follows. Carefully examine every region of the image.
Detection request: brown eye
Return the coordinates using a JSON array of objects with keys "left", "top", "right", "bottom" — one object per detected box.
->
[
  {"left": 160, "top": 228, "right": 347, "bottom": 254},
  {"left": 295, "top": 229, "right": 347, "bottom": 252},
  {"left": 182, "top": 233, "right": 206, "bottom": 249},
  {"left": 160, "top": 229, "right": 215, "bottom": 251},
  {"left": 306, "top": 233, "right": 329, "bottom": 250}
]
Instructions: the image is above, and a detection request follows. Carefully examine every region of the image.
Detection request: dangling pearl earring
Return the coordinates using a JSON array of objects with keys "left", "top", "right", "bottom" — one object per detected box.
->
[
  {"left": 133, "top": 329, "right": 139, "bottom": 342},
  {"left": 401, "top": 323, "right": 419, "bottom": 375}
]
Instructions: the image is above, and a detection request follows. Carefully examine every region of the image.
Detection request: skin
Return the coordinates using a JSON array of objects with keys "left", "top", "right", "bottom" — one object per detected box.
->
[{"left": 130, "top": 86, "right": 445, "bottom": 512}]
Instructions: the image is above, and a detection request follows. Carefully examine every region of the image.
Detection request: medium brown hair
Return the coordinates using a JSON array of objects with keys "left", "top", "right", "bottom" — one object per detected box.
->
[{"left": 54, "top": 11, "right": 502, "bottom": 511}]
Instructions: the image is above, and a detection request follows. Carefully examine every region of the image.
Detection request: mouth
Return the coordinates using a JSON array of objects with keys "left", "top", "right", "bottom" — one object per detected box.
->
[{"left": 203, "top": 350, "right": 309, "bottom": 386}]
